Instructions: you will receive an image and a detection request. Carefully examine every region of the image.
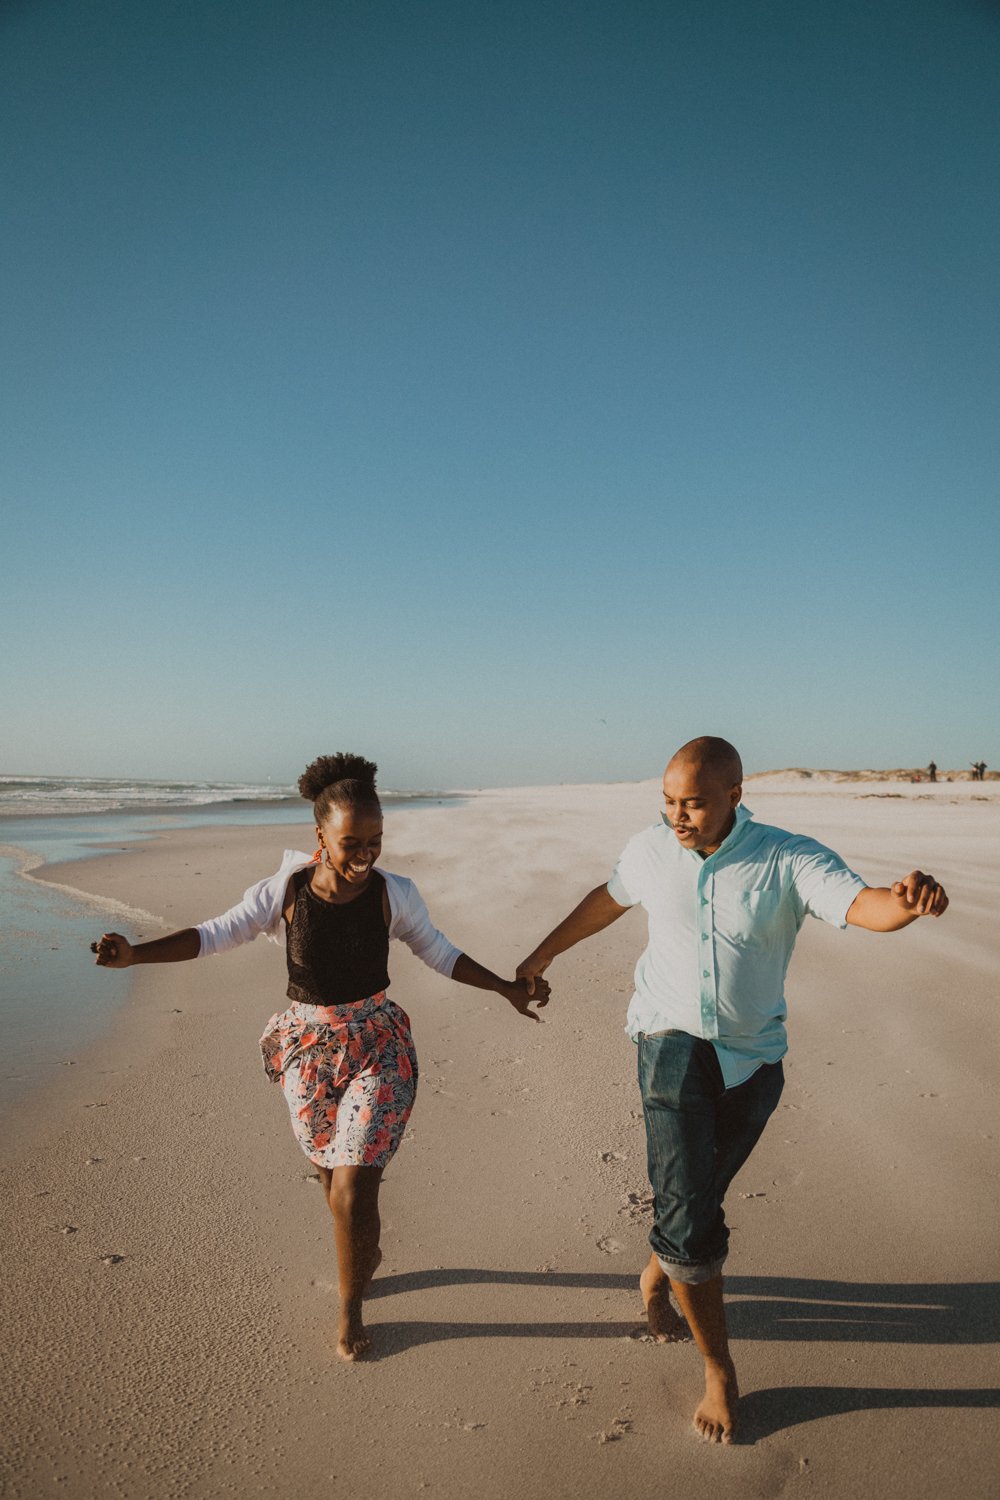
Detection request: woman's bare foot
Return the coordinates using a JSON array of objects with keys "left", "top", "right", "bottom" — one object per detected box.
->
[
  {"left": 693, "top": 1357, "right": 738, "bottom": 1444},
  {"left": 336, "top": 1300, "right": 372, "bottom": 1361},
  {"left": 639, "top": 1255, "right": 688, "bottom": 1342}
]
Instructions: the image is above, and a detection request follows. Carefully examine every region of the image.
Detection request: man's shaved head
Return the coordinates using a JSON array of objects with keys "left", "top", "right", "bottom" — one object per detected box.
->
[
  {"left": 668, "top": 736, "right": 743, "bottom": 787},
  {"left": 661, "top": 738, "right": 743, "bottom": 854}
]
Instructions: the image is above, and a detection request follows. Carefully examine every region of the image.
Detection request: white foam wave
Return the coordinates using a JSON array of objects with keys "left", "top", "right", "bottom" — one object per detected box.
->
[
  {"left": 0, "top": 776, "right": 299, "bottom": 817},
  {"left": 0, "top": 844, "right": 164, "bottom": 927}
]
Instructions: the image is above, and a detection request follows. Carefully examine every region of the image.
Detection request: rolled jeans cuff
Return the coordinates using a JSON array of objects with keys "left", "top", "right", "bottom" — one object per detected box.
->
[{"left": 656, "top": 1252, "right": 727, "bottom": 1286}]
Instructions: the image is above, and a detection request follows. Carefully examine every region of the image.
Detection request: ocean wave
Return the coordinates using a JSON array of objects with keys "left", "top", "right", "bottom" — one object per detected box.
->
[
  {"left": 0, "top": 776, "right": 299, "bottom": 817},
  {"left": 0, "top": 776, "right": 453, "bottom": 818}
]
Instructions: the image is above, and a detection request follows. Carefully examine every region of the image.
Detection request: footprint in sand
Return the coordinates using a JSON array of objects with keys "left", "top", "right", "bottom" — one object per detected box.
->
[
  {"left": 597, "top": 1416, "right": 632, "bottom": 1443},
  {"left": 599, "top": 1150, "right": 626, "bottom": 1163},
  {"left": 620, "top": 1194, "right": 654, "bottom": 1223},
  {"left": 557, "top": 1382, "right": 592, "bottom": 1410},
  {"left": 597, "top": 1236, "right": 625, "bottom": 1255},
  {"left": 98, "top": 1254, "right": 125, "bottom": 1265}
]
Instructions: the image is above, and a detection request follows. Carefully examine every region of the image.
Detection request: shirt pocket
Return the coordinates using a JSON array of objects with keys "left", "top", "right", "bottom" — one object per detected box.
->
[{"left": 719, "top": 889, "right": 780, "bottom": 945}]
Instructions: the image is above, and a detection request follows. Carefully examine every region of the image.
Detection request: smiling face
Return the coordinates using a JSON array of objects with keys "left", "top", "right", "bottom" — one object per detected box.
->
[
  {"left": 316, "top": 803, "right": 384, "bottom": 886},
  {"left": 661, "top": 759, "right": 742, "bottom": 856}
]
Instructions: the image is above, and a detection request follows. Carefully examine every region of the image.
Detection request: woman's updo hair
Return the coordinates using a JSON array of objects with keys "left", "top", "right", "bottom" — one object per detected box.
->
[{"left": 298, "top": 753, "right": 380, "bottom": 824}]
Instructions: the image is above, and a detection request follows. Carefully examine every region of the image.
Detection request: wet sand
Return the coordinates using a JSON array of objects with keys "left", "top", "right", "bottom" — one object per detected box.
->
[{"left": 2, "top": 778, "right": 998, "bottom": 1498}]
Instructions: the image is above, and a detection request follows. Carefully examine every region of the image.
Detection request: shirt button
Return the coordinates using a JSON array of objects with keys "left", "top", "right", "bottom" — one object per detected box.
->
[
  {"left": 701, "top": 932, "right": 709, "bottom": 941},
  {"left": 701, "top": 897, "right": 709, "bottom": 905},
  {"left": 702, "top": 969, "right": 710, "bottom": 978}
]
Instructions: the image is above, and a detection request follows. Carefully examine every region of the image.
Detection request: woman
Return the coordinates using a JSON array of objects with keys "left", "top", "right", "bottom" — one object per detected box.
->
[{"left": 93, "top": 752, "right": 547, "bottom": 1359}]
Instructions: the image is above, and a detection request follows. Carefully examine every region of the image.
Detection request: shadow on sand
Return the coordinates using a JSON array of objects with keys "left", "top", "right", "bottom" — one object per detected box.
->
[
  {"left": 737, "top": 1384, "right": 1000, "bottom": 1441},
  {"left": 365, "top": 1269, "right": 1000, "bottom": 1437},
  {"left": 369, "top": 1268, "right": 999, "bottom": 1344}
]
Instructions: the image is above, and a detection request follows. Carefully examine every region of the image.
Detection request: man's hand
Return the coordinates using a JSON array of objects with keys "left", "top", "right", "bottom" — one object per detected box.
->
[
  {"left": 847, "top": 871, "right": 949, "bottom": 930},
  {"left": 516, "top": 951, "right": 552, "bottom": 997},
  {"left": 890, "top": 870, "right": 948, "bottom": 917},
  {"left": 499, "top": 975, "right": 551, "bottom": 1021}
]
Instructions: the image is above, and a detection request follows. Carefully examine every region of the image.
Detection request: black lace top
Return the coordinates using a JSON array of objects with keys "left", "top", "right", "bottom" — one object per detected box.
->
[{"left": 284, "top": 867, "right": 390, "bottom": 1006}]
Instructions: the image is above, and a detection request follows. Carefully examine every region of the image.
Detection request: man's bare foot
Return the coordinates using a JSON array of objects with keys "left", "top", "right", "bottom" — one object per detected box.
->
[
  {"left": 336, "top": 1301, "right": 372, "bottom": 1362},
  {"left": 693, "top": 1357, "right": 738, "bottom": 1444},
  {"left": 640, "top": 1256, "right": 688, "bottom": 1342}
]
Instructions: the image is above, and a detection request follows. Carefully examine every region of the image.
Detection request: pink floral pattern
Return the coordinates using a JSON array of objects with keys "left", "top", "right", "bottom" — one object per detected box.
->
[{"left": 259, "top": 992, "right": 417, "bottom": 1168}]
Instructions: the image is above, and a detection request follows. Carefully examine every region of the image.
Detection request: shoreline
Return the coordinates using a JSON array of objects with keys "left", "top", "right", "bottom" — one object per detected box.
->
[
  {"left": 0, "top": 792, "right": 462, "bottom": 1116},
  {"left": 2, "top": 783, "right": 998, "bottom": 1497}
]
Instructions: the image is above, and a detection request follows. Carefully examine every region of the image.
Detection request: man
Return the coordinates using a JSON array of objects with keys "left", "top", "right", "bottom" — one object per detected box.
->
[{"left": 516, "top": 737, "right": 948, "bottom": 1445}]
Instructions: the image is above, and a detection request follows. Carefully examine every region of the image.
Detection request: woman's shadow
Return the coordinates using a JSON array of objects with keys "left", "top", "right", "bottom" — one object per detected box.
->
[{"left": 366, "top": 1268, "right": 1000, "bottom": 1441}]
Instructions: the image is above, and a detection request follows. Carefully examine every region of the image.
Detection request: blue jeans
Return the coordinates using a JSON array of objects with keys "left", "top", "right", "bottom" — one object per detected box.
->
[{"left": 637, "top": 1030, "right": 784, "bottom": 1284}]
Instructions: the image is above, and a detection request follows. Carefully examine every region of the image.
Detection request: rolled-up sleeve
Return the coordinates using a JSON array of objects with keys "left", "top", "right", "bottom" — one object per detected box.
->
[{"left": 388, "top": 877, "right": 461, "bottom": 977}]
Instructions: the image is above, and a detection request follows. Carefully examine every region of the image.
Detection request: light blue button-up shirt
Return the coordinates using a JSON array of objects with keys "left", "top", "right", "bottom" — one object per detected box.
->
[{"left": 607, "top": 804, "right": 866, "bottom": 1087}]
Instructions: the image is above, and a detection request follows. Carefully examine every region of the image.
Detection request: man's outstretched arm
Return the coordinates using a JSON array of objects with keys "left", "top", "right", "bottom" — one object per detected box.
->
[
  {"left": 516, "top": 884, "right": 630, "bottom": 995},
  {"left": 846, "top": 870, "right": 948, "bottom": 932}
]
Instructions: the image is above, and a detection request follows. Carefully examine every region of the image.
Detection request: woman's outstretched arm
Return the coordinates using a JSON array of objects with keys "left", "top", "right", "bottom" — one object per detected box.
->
[
  {"left": 450, "top": 953, "right": 550, "bottom": 1023},
  {"left": 91, "top": 929, "right": 201, "bottom": 968}
]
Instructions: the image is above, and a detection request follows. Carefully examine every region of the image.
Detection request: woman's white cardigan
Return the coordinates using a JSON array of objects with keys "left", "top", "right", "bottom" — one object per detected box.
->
[{"left": 194, "top": 850, "right": 461, "bottom": 977}]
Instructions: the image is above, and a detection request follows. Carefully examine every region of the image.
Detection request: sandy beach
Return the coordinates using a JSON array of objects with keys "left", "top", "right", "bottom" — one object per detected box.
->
[{"left": 2, "top": 776, "right": 998, "bottom": 1499}]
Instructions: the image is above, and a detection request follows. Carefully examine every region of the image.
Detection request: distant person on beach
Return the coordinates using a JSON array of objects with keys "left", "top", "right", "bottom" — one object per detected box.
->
[
  {"left": 927, "top": 761, "right": 937, "bottom": 783},
  {"left": 92, "top": 753, "right": 547, "bottom": 1361},
  {"left": 972, "top": 760, "right": 987, "bottom": 781},
  {"left": 516, "top": 736, "right": 948, "bottom": 1445}
]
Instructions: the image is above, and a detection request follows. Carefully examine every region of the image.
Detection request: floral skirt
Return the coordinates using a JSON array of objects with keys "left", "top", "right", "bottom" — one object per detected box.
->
[{"left": 259, "top": 991, "right": 418, "bottom": 1169}]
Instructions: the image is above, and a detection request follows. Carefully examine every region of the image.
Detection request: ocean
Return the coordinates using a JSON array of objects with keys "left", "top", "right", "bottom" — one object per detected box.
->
[
  {"left": 0, "top": 774, "right": 457, "bottom": 818},
  {"left": 0, "top": 780, "right": 462, "bottom": 1111}
]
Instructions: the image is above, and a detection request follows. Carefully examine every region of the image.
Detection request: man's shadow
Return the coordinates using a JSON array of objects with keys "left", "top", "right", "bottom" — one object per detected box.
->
[{"left": 366, "top": 1269, "right": 1000, "bottom": 1440}]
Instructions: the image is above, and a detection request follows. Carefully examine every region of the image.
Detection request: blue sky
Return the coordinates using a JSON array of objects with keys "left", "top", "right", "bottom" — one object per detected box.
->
[{"left": 2, "top": 0, "right": 997, "bottom": 788}]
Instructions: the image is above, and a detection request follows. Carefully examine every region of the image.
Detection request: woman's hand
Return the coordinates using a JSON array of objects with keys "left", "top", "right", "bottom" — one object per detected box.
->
[
  {"left": 91, "top": 932, "right": 134, "bottom": 968},
  {"left": 500, "top": 974, "right": 551, "bottom": 1022}
]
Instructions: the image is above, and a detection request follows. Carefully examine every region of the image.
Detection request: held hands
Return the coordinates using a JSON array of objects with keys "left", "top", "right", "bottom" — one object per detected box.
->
[
  {"left": 890, "top": 870, "right": 948, "bottom": 917},
  {"left": 515, "top": 950, "right": 550, "bottom": 997},
  {"left": 91, "top": 932, "right": 134, "bottom": 968},
  {"left": 500, "top": 973, "right": 551, "bottom": 1022}
]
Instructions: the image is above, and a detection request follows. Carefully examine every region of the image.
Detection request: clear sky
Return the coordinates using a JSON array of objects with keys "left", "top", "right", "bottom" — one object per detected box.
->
[{"left": 2, "top": 0, "right": 998, "bottom": 788}]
